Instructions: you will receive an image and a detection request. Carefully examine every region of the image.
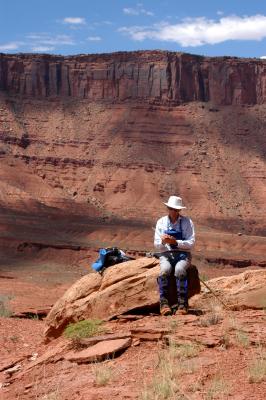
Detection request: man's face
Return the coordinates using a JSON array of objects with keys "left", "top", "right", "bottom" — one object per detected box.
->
[{"left": 167, "top": 207, "right": 180, "bottom": 219}]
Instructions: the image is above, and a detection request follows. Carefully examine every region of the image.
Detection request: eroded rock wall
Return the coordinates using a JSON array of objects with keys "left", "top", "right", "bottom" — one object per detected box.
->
[
  {"left": 1, "top": 51, "right": 266, "bottom": 105},
  {"left": 0, "top": 51, "right": 266, "bottom": 248}
]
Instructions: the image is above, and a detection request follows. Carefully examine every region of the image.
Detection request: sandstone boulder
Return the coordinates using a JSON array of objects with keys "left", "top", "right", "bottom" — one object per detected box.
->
[
  {"left": 45, "top": 258, "right": 159, "bottom": 340},
  {"left": 45, "top": 259, "right": 266, "bottom": 342},
  {"left": 202, "top": 270, "right": 266, "bottom": 310}
]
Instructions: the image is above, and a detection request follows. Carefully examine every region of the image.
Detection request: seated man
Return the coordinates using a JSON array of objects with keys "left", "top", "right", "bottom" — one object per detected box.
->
[{"left": 154, "top": 195, "right": 195, "bottom": 315}]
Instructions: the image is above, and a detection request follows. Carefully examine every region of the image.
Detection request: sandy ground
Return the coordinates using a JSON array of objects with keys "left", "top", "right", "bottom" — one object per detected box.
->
[{"left": 0, "top": 307, "right": 266, "bottom": 399}]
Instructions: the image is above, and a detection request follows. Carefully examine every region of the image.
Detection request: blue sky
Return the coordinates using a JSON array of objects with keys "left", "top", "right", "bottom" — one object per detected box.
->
[{"left": 1, "top": 0, "right": 266, "bottom": 58}]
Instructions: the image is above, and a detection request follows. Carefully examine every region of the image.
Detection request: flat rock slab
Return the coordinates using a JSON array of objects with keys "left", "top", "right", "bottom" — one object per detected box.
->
[
  {"left": 0, "top": 356, "right": 29, "bottom": 373},
  {"left": 163, "top": 334, "right": 221, "bottom": 348},
  {"left": 116, "top": 314, "right": 145, "bottom": 321},
  {"left": 78, "top": 332, "right": 131, "bottom": 346},
  {"left": 130, "top": 327, "right": 170, "bottom": 341},
  {"left": 8, "top": 339, "right": 70, "bottom": 383},
  {"left": 65, "top": 337, "right": 132, "bottom": 363},
  {"left": 12, "top": 308, "right": 51, "bottom": 318}
]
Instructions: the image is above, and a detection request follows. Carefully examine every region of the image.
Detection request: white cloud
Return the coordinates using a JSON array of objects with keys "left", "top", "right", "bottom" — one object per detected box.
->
[
  {"left": 124, "top": 8, "right": 139, "bottom": 16},
  {"left": 87, "top": 36, "right": 102, "bottom": 41},
  {"left": 63, "top": 17, "right": 86, "bottom": 25},
  {"left": 93, "top": 20, "right": 114, "bottom": 26},
  {"left": 101, "top": 20, "right": 113, "bottom": 25},
  {"left": 31, "top": 46, "right": 55, "bottom": 52},
  {"left": 0, "top": 42, "right": 21, "bottom": 51},
  {"left": 123, "top": 5, "right": 154, "bottom": 17},
  {"left": 119, "top": 14, "right": 266, "bottom": 47},
  {"left": 142, "top": 10, "right": 154, "bottom": 17},
  {"left": 0, "top": 33, "right": 75, "bottom": 53},
  {"left": 27, "top": 34, "right": 75, "bottom": 46},
  {"left": 260, "top": 56, "right": 266, "bottom": 59}
]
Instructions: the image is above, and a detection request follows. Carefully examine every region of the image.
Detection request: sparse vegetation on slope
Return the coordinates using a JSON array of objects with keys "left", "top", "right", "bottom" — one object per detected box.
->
[{"left": 64, "top": 319, "right": 103, "bottom": 340}]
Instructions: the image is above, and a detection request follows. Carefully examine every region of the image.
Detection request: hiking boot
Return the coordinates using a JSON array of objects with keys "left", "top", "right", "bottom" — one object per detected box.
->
[
  {"left": 171, "top": 304, "right": 188, "bottom": 315},
  {"left": 158, "top": 275, "right": 171, "bottom": 316},
  {"left": 175, "top": 276, "right": 188, "bottom": 314},
  {"left": 175, "top": 305, "right": 188, "bottom": 315},
  {"left": 160, "top": 301, "right": 172, "bottom": 316},
  {"left": 171, "top": 304, "right": 179, "bottom": 315}
]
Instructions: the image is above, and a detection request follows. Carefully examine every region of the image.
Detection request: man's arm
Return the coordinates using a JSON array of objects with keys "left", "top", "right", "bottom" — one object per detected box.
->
[
  {"left": 154, "top": 218, "right": 168, "bottom": 251},
  {"left": 176, "top": 218, "right": 195, "bottom": 250}
]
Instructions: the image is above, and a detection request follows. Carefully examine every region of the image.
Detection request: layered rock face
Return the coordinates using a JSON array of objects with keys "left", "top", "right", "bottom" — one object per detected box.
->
[
  {"left": 1, "top": 51, "right": 266, "bottom": 105},
  {"left": 0, "top": 51, "right": 266, "bottom": 255}
]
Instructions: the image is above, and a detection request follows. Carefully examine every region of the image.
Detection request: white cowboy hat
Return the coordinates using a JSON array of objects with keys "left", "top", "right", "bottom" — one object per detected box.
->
[{"left": 163, "top": 196, "right": 186, "bottom": 210}]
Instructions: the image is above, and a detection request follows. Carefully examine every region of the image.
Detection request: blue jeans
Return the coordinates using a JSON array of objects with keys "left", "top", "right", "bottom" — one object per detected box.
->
[{"left": 159, "top": 252, "right": 191, "bottom": 278}]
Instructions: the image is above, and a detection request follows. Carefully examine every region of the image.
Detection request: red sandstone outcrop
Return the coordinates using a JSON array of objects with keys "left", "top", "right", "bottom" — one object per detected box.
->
[
  {"left": 44, "top": 258, "right": 159, "bottom": 339},
  {"left": 44, "top": 258, "right": 199, "bottom": 340},
  {"left": 1, "top": 51, "right": 266, "bottom": 105},
  {"left": 200, "top": 269, "right": 266, "bottom": 310},
  {"left": 44, "top": 258, "right": 266, "bottom": 341}
]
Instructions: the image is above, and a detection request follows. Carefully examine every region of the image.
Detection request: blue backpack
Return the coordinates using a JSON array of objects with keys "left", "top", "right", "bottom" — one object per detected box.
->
[{"left": 91, "top": 247, "right": 134, "bottom": 273}]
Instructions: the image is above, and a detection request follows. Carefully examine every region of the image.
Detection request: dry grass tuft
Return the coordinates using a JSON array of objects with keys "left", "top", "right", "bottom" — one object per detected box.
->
[
  {"left": 168, "top": 341, "right": 202, "bottom": 360},
  {"left": 93, "top": 363, "right": 114, "bottom": 386},
  {"left": 34, "top": 365, "right": 62, "bottom": 400},
  {"left": 199, "top": 312, "right": 223, "bottom": 327},
  {"left": 139, "top": 341, "right": 201, "bottom": 399},
  {"left": 206, "top": 376, "right": 230, "bottom": 399},
  {"left": 40, "top": 392, "right": 60, "bottom": 400},
  {"left": 140, "top": 375, "right": 187, "bottom": 400},
  {"left": 0, "top": 295, "right": 13, "bottom": 317},
  {"left": 199, "top": 299, "right": 224, "bottom": 327},
  {"left": 248, "top": 351, "right": 266, "bottom": 383},
  {"left": 235, "top": 329, "right": 250, "bottom": 348}
]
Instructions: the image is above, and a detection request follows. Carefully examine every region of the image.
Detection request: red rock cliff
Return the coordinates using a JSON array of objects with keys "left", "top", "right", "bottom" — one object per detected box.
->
[
  {"left": 0, "top": 50, "right": 266, "bottom": 250},
  {"left": 1, "top": 51, "right": 266, "bottom": 105}
]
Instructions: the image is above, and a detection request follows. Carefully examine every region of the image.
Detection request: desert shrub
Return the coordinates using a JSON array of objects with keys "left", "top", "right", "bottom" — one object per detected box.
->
[
  {"left": 64, "top": 319, "right": 103, "bottom": 340},
  {"left": 169, "top": 342, "right": 202, "bottom": 360},
  {"left": 248, "top": 353, "right": 266, "bottom": 383},
  {"left": 139, "top": 344, "right": 198, "bottom": 400},
  {"left": 206, "top": 376, "right": 230, "bottom": 399},
  {"left": 220, "top": 330, "right": 231, "bottom": 349},
  {"left": 235, "top": 330, "right": 250, "bottom": 348},
  {"left": 0, "top": 296, "right": 12, "bottom": 317},
  {"left": 199, "top": 312, "right": 223, "bottom": 327},
  {"left": 140, "top": 375, "right": 186, "bottom": 400},
  {"left": 93, "top": 364, "right": 114, "bottom": 386}
]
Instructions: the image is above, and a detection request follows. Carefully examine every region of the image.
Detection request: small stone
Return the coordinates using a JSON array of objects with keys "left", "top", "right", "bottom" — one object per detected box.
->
[
  {"left": 25, "top": 383, "right": 33, "bottom": 389},
  {"left": 4, "top": 364, "right": 21, "bottom": 376},
  {"left": 29, "top": 353, "right": 38, "bottom": 361},
  {"left": 0, "top": 382, "right": 11, "bottom": 388}
]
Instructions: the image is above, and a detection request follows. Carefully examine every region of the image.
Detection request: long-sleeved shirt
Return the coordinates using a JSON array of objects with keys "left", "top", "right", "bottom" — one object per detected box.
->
[{"left": 154, "top": 215, "right": 195, "bottom": 252}]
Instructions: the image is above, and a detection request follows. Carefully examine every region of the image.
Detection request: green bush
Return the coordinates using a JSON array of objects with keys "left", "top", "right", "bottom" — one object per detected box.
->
[{"left": 64, "top": 319, "right": 103, "bottom": 340}]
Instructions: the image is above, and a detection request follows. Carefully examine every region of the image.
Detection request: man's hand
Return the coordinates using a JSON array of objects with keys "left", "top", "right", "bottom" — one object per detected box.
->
[{"left": 161, "top": 234, "right": 177, "bottom": 246}]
